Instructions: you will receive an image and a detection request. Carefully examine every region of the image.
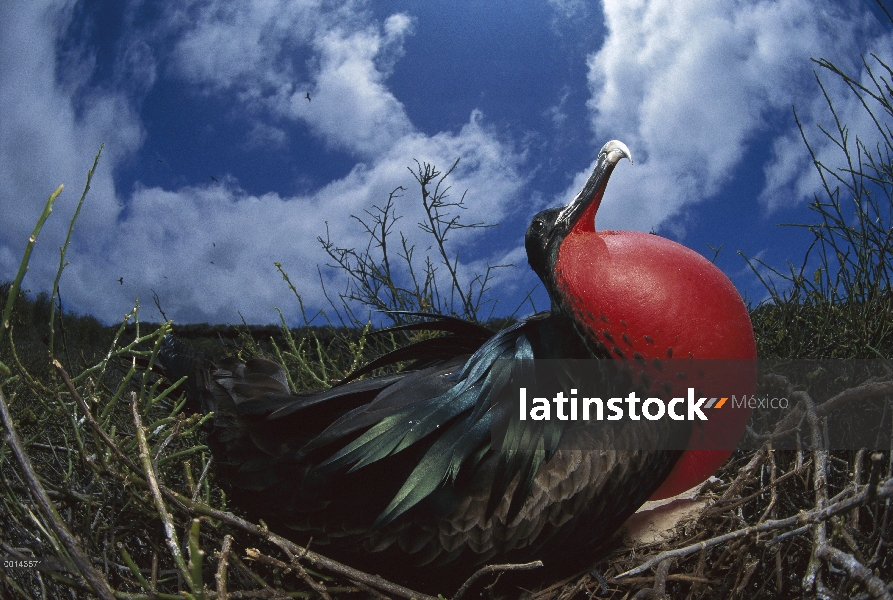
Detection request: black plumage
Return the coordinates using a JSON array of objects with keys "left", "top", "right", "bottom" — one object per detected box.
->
[{"left": 156, "top": 141, "right": 689, "bottom": 586}]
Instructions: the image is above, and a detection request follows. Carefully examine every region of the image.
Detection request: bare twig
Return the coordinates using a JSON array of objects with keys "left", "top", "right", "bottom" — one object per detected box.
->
[
  {"left": 817, "top": 544, "right": 892, "bottom": 600},
  {"left": 801, "top": 389, "right": 828, "bottom": 594},
  {"left": 0, "top": 384, "right": 116, "bottom": 600},
  {"left": 704, "top": 456, "right": 809, "bottom": 517},
  {"left": 452, "top": 560, "right": 544, "bottom": 600},
  {"left": 632, "top": 558, "right": 673, "bottom": 599},
  {"left": 131, "top": 391, "right": 196, "bottom": 595},
  {"left": 245, "top": 548, "right": 333, "bottom": 600},
  {"left": 193, "top": 454, "right": 214, "bottom": 503},
  {"left": 215, "top": 535, "right": 233, "bottom": 600},
  {"left": 614, "top": 478, "right": 893, "bottom": 579}
]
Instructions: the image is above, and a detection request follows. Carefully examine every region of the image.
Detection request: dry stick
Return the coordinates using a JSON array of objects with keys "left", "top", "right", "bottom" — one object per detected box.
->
[
  {"left": 766, "top": 524, "right": 811, "bottom": 546},
  {"left": 631, "top": 558, "right": 673, "bottom": 599},
  {"left": 227, "top": 551, "right": 282, "bottom": 596},
  {"left": 733, "top": 560, "right": 759, "bottom": 598},
  {"left": 193, "top": 455, "right": 214, "bottom": 503},
  {"left": 692, "top": 544, "right": 708, "bottom": 594},
  {"left": 0, "top": 384, "right": 116, "bottom": 600},
  {"left": 800, "top": 390, "right": 828, "bottom": 594},
  {"left": 758, "top": 445, "right": 779, "bottom": 524},
  {"left": 613, "top": 478, "right": 893, "bottom": 579},
  {"left": 283, "top": 544, "right": 338, "bottom": 600},
  {"left": 153, "top": 420, "right": 182, "bottom": 472},
  {"left": 130, "top": 391, "right": 197, "bottom": 596},
  {"left": 852, "top": 448, "right": 868, "bottom": 529},
  {"left": 652, "top": 559, "right": 672, "bottom": 599},
  {"left": 618, "top": 574, "right": 713, "bottom": 585},
  {"left": 718, "top": 446, "right": 768, "bottom": 502},
  {"left": 152, "top": 551, "right": 159, "bottom": 594},
  {"left": 763, "top": 448, "right": 783, "bottom": 594},
  {"left": 703, "top": 458, "right": 810, "bottom": 517},
  {"left": 216, "top": 535, "right": 233, "bottom": 600},
  {"left": 347, "top": 578, "right": 390, "bottom": 600},
  {"left": 452, "top": 560, "right": 543, "bottom": 600},
  {"left": 834, "top": 507, "right": 864, "bottom": 558},
  {"left": 870, "top": 424, "right": 893, "bottom": 565},
  {"left": 55, "top": 361, "right": 142, "bottom": 475},
  {"left": 763, "top": 378, "right": 893, "bottom": 443},
  {"left": 245, "top": 549, "right": 333, "bottom": 600},
  {"left": 774, "top": 539, "right": 784, "bottom": 594},
  {"left": 817, "top": 545, "right": 892, "bottom": 600}
]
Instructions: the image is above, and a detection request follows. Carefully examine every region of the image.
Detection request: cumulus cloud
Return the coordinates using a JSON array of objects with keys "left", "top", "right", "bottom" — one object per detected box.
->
[
  {"left": 54, "top": 110, "right": 524, "bottom": 325},
  {"left": 0, "top": 0, "right": 527, "bottom": 325},
  {"left": 166, "top": 0, "right": 319, "bottom": 91},
  {"left": 168, "top": 0, "right": 415, "bottom": 157},
  {"left": 0, "top": 0, "right": 144, "bottom": 290},
  {"left": 759, "top": 32, "right": 893, "bottom": 212},
  {"left": 579, "top": 0, "right": 888, "bottom": 233}
]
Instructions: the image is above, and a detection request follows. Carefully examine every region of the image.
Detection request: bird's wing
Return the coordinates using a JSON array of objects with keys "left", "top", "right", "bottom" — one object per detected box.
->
[
  {"left": 312, "top": 318, "right": 565, "bottom": 526},
  {"left": 335, "top": 312, "right": 494, "bottom": 384}
]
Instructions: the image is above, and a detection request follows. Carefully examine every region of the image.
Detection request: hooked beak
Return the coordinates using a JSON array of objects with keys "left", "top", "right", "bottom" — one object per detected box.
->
[{"left": 553, "top": 140, "right": 633, "bottom": 239}]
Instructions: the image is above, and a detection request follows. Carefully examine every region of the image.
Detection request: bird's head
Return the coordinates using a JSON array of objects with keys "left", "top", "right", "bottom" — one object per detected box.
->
[{"left": 526, "top": 140, "right": 633, "bottom": 308}]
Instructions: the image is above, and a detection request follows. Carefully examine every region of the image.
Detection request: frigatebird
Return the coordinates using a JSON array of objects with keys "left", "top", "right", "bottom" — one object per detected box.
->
[{"left": 157, "top": 141, "right": 754, "bottom": 586}]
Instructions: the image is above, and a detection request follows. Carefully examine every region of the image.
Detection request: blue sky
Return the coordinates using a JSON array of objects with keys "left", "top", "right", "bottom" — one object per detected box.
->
[{"left": 1, "top": 0, "right": 891, "bottom": 325}]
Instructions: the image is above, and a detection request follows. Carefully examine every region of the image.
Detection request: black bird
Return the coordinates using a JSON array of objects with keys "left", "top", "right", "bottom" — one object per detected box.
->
[
  {"left": 305, "top": 92, "right": 311, "bottom": 102},
  {"left": 156, "top": 142, "right": 698, "bottom": 586},
  {"left": 210, "top": 176, "right": 218, "bottom": 182},
  {"left": 118, "top": 277, "right": 123, "bottom": 285}
]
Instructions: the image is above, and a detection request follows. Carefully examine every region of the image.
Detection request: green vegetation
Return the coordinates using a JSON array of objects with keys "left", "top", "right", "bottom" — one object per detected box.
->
[{"left": 744, "top": 52, "right": 893, "bottom": 359}]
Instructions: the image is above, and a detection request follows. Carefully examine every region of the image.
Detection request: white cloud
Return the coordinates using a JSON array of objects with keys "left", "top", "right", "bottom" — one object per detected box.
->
[
  {"left": 759, "top": 33, "right": 893, "bottom": 212},
  {"left": 167, "top": 0, "right": 415, "bottom": 158},
  {"left": 0, "top": 0, "right": 528, "bottom": 325},
  {"left": 52, "top": 109, "right": 525, "bottom": 325},
  {"left": 116, "top": 39, "right": 158, "bottom": 94},
  {"left": 300, "top": 22, "right": 415, "bottom": 155},
  {"left": 0, "top": 0, "right": 143, "bottom": 296},
  {"left": 579, "top": 0, "right": 887, "bottom": 233},
  {"left": 167, "top": 0, "right": 319, "bottom": 91}
]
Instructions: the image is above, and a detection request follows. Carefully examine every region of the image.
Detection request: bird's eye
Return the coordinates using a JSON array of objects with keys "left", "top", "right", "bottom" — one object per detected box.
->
[{"left": 531, "top": 219, "right": 545, "bottom": 233}]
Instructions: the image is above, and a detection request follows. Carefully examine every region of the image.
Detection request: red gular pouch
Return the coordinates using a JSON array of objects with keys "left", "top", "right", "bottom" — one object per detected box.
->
[{"left": 556, "top": 229, "right": 756, "bottom": 500}]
